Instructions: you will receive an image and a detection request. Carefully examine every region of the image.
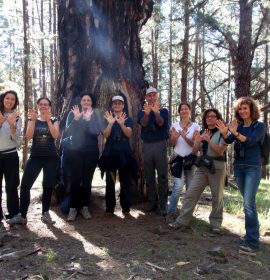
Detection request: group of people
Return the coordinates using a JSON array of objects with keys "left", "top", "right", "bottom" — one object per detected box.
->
[{"left": 0, "top": 87, "right": 266, "bottom": 253}]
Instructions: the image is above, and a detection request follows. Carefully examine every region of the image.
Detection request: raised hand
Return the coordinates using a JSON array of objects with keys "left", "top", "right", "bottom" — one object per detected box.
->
[
  {"left": 151, "top": 102, "right": 160, "bottom": 114},
  {"left": 82, "top": 108, "right": 93, "bottom": 121},
  {"left": 193, "top": 130, "right": 202, "bottom": 143},
  {"left": 104, "top": 111, "right": 115, "bottom": 124},
  {"left": 170, "top": 127, "right": 181, "bottom": 139},
  {"left": 28, "top": 109, "right": 38, "bottom": 121},
  {"left": 115, "top": 112, "right": 127, "bottom": 125},
  {"left": 143, "top": 103, "right": 152, "bottom": 115},
  {"left": 216, "top": 119, "right": 228, "bottom": 134},
  {"left": 201, "top": 129, "right": 212, "bottom": 143},
  {"left": 43, "top": 108, "right": 52, "bottom": 122},
  {"left": 228, "top": 119, "right": 239, "bottom": 135},
  {"left": 71, "top": 105, "right": 82, "bottom": 121},
  {"left": 6, "top": 111, "right": 20, "bottom": 127},
  {"left": 0, "top": 112, "right": 7, "bottom": 126}
]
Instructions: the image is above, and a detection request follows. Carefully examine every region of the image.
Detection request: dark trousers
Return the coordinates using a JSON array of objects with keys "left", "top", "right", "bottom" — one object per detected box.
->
[
  {"left": 69, "top": 149, "right": 99, "bottom": 209},
  {"left": 20, "top": 156, "right": 58, "bottom": 217},
  {"left": 105, "top": 165, "right": 130, "bottom": 213},
  {"left": 0, "top": 152, "right": 20, "bottom": 219}
]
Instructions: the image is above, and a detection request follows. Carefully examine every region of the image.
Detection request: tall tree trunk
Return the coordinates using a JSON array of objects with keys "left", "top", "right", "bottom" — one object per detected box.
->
[
  {"left": 49, "top": 0, "right": 54, "bottom": 104},
  {"left": 234, "top": 0, "right": 252, "bottom": 98},
  {"left": 180, "top": 0, "right": 190, "bottom": 103},
  {"left": 199, "top": 13, "right": 206, "bottom": 112},
  {"left": 40, "top": 0, "right": 46, "bottom": 97},
  {"left": 57, "top": 0, "right": 153, "bottom": 201},
  {"left": 191, "top": 22, "right": 199, "bottom": 121},
  {"left": 262, "top": 44, "right": 269, "bottom": 179},
  {"left": 226, "top": 59, "right": 231, "bottom": 124},
  {"left": 168, "top": 0, "right": 173, "bottom": 124},
  {"left": 22, "top": 0, "right": 31, "bottom": 168}
]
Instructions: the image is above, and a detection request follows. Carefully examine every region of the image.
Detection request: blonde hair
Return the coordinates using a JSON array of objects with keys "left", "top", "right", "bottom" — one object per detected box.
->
[{"left": 234, "top": 96, "right": 260, "bottom": 123}]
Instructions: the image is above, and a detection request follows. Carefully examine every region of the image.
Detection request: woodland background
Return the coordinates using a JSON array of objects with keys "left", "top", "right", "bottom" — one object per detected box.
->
[{"left": 0, "top": 0, "right": 270, "bottom": 177}]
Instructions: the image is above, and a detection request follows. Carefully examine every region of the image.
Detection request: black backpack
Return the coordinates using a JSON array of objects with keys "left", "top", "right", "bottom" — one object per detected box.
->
[{"left": 253, "top": 122, "right": 270, "bottom": 165}]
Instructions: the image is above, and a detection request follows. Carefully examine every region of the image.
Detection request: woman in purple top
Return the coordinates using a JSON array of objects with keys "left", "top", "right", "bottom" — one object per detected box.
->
[{"left": 216, "top": 96, "right": 265, "bottom": 252}]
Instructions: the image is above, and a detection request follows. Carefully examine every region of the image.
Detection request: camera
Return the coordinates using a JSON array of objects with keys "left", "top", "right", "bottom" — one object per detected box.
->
[{"left": 195, "top": 155, "right": 215, "bottom": 174}]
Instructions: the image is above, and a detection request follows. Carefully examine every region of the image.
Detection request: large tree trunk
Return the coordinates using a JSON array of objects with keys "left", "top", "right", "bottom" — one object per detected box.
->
[
  {"left": 234, "top": 0, "right": 252, "bottom": 98},
  {"left": 180, "top": 0, "right": 190, "bottom": 103},
  {"left": 57, "top": 0, "right": 153, "bottom": 201}
]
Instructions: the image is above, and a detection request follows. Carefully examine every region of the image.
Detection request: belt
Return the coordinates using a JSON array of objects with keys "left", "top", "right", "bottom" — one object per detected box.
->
[{"left": 0, "top": 147, "right": 17, "bottom": 155}]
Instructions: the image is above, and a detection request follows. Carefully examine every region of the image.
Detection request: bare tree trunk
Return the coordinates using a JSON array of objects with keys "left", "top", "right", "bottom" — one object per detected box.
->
[
  {"left": 49, "top": 0, "right": 54, "bottom": 104},
  {"left": 40, "top": 0, "right": 46, "bottom": 97},
  {"left": 262, "top": 44, "right": 269, "bottom": 179},
  {"left": 57, "top": 0, "right": 153, "bottom": 201},
  {"left": 199, "top": 14, "right": 206, "bottom": 113},
  {"left": 191, "top": 22, "right": 199, "bottom": 121},
  {"left": 180, "top": 0, "right": 190, "bottom": 103},
  {"left": 22, "top": 0, "right": 31, "bottom": 168},
  {"left": 226, "top": 59, "right": 231, "bottom": 124},
  {"left": 168, "top": 0, "right": 173, "bottom": 124}
]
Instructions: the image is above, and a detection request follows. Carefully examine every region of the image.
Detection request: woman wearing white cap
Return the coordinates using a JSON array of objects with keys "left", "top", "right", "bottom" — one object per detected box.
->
[{"left": 101, "top": 95, "right": 133, "bottom": 216}]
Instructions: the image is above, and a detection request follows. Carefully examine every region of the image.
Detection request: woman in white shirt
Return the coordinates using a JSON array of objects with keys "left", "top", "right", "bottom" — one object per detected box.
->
[
  {"left": 0, "top": 90, "right": 21, "bottom": 222},
  {"left": 166, "top": 103, "right": 199, "bottom": 223}
]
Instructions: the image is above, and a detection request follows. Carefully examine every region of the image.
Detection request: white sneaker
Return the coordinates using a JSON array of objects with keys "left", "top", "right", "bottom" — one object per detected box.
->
[
  {"left": 80, "top": 207, "right": 92, "bottom": 220},
  {"left": 6, "top": 213, "right": 27, "bottom": 225},
  {"left": 67, "top": 208, "right": 77, "bottom": 222},
  {"left": 41, "top": 212, "right": 55, "bottom": 224}
]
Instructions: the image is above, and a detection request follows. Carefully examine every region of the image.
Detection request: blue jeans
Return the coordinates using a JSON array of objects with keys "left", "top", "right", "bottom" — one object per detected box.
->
[
  {"left": 167, "top": 168, "right": 194, "bottom": 214},
  {"left": 234, "top": 164, "right": 262, "bottom": 249}
]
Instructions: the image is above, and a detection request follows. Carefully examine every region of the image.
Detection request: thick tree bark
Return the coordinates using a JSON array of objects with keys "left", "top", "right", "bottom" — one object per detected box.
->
[
  {"left": 57, "top": 0, "right": 153, "bottom": 201},
  {"left": 180, "top": 0, "right": 190, "bottom": 103},
  {"left": 22, "top": 0, "right": 31, "bottom": 168},
  {"left": 234, "top": 0, "right": 252, "bottom": 98}
]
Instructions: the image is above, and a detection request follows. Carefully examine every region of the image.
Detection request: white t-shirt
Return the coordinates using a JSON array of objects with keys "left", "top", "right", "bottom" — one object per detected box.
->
[{"left": 171, "top": 122, "right": 200, "bottom": 157}]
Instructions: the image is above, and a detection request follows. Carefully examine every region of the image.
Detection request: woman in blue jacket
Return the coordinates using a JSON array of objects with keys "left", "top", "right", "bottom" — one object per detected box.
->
[{"left": 216, "top": 96, "right": 265, "bottom": 252}]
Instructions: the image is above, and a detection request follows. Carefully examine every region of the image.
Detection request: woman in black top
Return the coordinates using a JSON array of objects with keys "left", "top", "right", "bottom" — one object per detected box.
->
[{"left": 7, "top": 97, "right": 59, "bottom": 225}]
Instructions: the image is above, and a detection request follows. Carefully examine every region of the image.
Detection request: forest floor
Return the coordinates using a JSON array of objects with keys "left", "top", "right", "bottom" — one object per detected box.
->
[{"left": 1, "top": 172, "right": 270, "bottom": 280}]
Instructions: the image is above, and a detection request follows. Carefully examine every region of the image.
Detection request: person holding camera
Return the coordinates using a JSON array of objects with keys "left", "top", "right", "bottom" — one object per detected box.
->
[
  {"left": 169, "top": 109, "right": 227, "bottom": 234},
  {"left": 166, "top": 103, "right": 200, "bottom": 224},
  {"left": 101, "top": 95, "right": 133, "bottom": 216},
  {"left": 216, "top": 97, "right": 265, "bottom": 253}
]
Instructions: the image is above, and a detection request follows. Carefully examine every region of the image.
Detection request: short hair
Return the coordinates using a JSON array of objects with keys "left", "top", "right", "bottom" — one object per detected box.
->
[
  {"left": 37, "top": 97, "right": 52, "bottom": 107},
  {"left": 233, "top": 96, "right": 260, "bottom": 122},
  {"left": 178, "top": 102, "right": 191, "bottom": 113},
  {"left": 201, "top": 108, "right": 223, "bottom": 130},
  {"left": 0, "top": 90, "right": 19, "bottom": 113}
]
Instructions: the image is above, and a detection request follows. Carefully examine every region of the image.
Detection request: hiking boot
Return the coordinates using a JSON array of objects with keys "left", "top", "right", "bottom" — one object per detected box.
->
[
  {"left": 67, "top": 208, "right": 78, "bottom": 222},
  {"left": 211, "top": 227, "right": 221, "bottom": 234},
  {"left": 168, "top": 221, "right": 188, "bottom": 231},
  {"left": 80, "top": 207, "right": 92, "bottom": 220},
  {"left": 41, "top": 212, "right": 55, "bottom": 224},
  {"left": 165, "top": 212, "right": 177, "bottom": 224},
  {"left": 239, "top": 244, "right": 258, "bottom": 254},
  {"left": 6, "top": 213, "right": 27, "bottom": 225}
]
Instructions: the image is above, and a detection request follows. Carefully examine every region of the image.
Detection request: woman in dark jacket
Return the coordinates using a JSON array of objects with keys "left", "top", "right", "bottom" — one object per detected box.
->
[
  {"left": 65, "top": 93, "right": 105, "bottom": 222},
  {"left": 7, "top": 97, "right": 59, "bottom": 225},
  {"left": 216, "top": 97, "right": 265, "bottom": 252}
]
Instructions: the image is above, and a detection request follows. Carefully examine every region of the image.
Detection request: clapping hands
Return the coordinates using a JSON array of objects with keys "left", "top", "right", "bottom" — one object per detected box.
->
[
  {"left": 143, "top": 101, "right": 160, "bottom": 115},
  {"left": 6, "top": 111, "right": 20, "bottom": 127},
  {"left": 28, "top": 109, "right": 38, "bottom": 121}
]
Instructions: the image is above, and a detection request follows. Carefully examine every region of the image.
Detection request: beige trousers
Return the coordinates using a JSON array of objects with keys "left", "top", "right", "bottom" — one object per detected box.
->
[{"left": 175, "top": 166, "right": 226, "bottom": 229}]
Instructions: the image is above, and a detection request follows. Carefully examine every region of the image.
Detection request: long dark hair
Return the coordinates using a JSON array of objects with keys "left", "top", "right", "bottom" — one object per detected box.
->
[{"left": 0, "top": 90, "right": 19, "bottom": 114}]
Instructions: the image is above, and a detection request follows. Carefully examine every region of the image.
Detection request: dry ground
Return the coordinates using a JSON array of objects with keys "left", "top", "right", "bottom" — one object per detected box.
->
[{"left": 1, "top": 172, "right": 270, "bottom": 280}]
